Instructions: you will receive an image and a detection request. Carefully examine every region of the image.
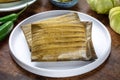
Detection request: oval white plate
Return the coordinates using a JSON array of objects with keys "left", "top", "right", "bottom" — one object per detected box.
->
[
  {"left": 9, "top": 10, "right": 111, "bottom": 78},
  {"left": 0, "top": 0, "right": 36, "bottom": 12}
]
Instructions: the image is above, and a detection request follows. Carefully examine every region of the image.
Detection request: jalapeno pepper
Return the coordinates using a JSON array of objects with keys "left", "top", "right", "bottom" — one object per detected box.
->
[
  {"left": 0, "top": 5, "right": 27, "bottom": 41},
  {"left": 0, "top": 14, "right": 17, "bottom": 24},
  {"left": 0, "top": 21, "right": 13, "bottom": 41}
]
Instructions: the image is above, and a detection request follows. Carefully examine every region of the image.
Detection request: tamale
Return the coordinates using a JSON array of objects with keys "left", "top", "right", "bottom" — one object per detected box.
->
[
  {"left": 21, "top": 12, "right": 97, "bottom": 61},
  {"left": 31, "top": 22, "right": 97, "bottom": 61},
  {"left": 21, "top": 13, "right": 80, "bottom": 48}
]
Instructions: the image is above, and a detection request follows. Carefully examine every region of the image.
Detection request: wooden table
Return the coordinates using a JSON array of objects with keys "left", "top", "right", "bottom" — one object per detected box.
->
[{"left": 0, "top": 0, "right": 120, "bottom": 80}]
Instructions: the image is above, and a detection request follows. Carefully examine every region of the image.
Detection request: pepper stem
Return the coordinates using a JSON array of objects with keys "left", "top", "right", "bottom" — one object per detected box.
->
[{"left": 17, "top": 4, "right": 28, "bottom": 16}]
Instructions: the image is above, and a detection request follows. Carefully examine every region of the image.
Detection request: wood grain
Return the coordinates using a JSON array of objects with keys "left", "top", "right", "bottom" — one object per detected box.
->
[{"left": 0, "top": 0, "right": 120, "bottom": 80}]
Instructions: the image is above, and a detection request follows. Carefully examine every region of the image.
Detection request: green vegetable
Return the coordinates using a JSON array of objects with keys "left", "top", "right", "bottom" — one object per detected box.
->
[
  {"left": 87, "top": 0, "right": 96, "bottom": 11},
  {"left": 0, "top": 5, "right": 27, "bottom": 24},
  {"left": 0, "top": 5, "right": 27, "bottom": 41},
  {"left": 111, "top": 0, "right": 120, "bottom": 7},
  {"left": 109, "top": 7, "right": 120, "bottom": 34},
  {"left": 109, "top": 6, "right": 120, "bottom": 19},
  {"left": 87, "top": 0, "right": 120, "bottom": 14},
  {"left": 0, "top": 21, "right": 13, "bottom": 41},
  {"left": 0, "top": 14, "right": 17, "bottom": 24}
]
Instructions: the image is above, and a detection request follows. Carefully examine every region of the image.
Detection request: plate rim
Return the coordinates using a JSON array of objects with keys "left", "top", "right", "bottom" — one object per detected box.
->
[
  {"left": 9, "top": 10, "right": 111, "bottom": 78},
  {"left": 0, "top": 0, "right": 36, "bottom": 12}
]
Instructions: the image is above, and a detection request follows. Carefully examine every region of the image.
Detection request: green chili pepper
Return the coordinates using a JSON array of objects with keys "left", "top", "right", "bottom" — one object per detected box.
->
[
  {"left": 0, "top": 14, "right": 17, "bottom": 24},
  {"left": 0, "top": 5, "right": 27, "bottom": 24},
  {"left": 0, "top": 21, "right": 13, "bottom": 41},
  {"left": 0, "top": 5, "right": 27, "bottom": 41}
]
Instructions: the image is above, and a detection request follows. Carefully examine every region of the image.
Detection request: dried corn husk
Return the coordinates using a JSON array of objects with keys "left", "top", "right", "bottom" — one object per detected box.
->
[
  {"left": 21, "top": 12, "right": 97, "bottom": 61},
  {"left": 31, "top": 22, "right": 97, "bottom": 61}
]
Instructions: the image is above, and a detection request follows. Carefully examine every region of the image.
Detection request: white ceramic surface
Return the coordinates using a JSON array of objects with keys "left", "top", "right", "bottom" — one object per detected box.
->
[
  {"left": 0, "top": 0, "right": 36, "bottom": 12},
  {"left": 9, "top": 10, "right": 111, "bottom": 78}
]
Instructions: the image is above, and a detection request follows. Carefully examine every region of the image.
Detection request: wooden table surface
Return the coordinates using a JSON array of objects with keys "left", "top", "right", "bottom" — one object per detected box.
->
[{"left": 0, "top": 0, "right": 120, "bottom": 80}]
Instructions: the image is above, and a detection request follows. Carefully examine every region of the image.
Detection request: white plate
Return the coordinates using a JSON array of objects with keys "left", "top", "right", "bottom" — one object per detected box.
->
[
  {"left": 0, "top": 0, "right": 36, "bottom": 12},
  {"left": 9, "top": 10, "right": 111, "bottom": 78}
]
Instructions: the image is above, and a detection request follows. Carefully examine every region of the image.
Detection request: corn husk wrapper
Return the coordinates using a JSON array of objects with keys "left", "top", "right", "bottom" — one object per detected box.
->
[
  {"left": 21, "top": 13, "right": 97, "bottom": 61},
  {"left": 31, "top": 22, "right": 97, "bottom": 61}
]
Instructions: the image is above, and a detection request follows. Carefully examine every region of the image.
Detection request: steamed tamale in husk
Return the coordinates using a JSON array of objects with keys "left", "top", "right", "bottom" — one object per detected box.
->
[{"left": 21, "top": 12, "right": 97, "bottom": 61}]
